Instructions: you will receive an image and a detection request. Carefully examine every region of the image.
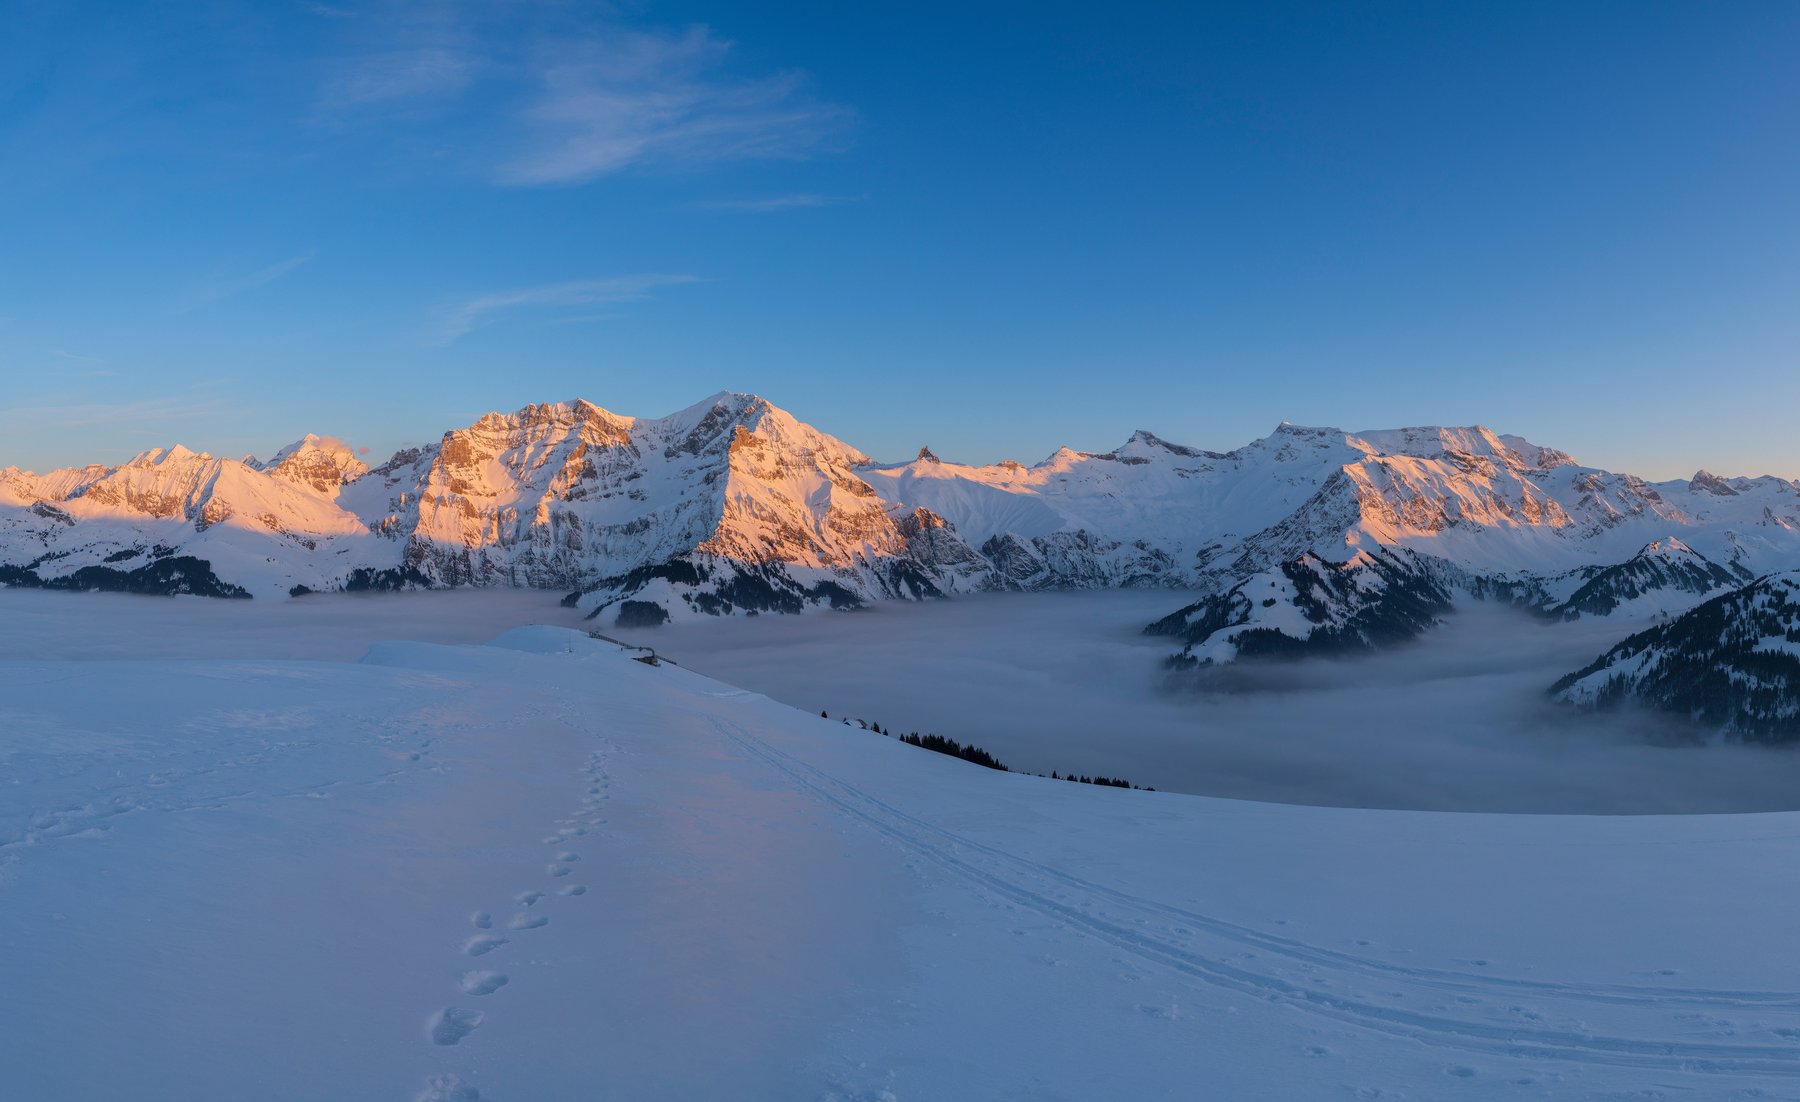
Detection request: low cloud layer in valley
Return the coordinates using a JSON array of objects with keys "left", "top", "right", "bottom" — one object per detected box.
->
[{"left": 617, "top": 592, "right": 1800, "bottom": 815}]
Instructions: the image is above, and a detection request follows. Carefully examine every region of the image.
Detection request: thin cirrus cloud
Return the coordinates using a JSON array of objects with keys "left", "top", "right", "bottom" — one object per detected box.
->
[
  {"left": 320, "top": 46, "right": 476, "bottom": 109},
  {"left": 176, "top": 252, "right": 317, "bottom": 312},
  {"left": 313, "top": 1, "right": 483, "bottom": 113},
  {"left": 434, "top": 274, "right": 699, "bottom": 344},
  {"left": 695, "top": 193, "right": 861, "bottom": 214},
  {"left": 498, "top": 28, "right": 850, "bottom": 185},
  {"left": 317, "top": 15, "right": 850, "bottom": 186},
  {"left": 3, "top": 392, "right": 241, "bottom": 435}
]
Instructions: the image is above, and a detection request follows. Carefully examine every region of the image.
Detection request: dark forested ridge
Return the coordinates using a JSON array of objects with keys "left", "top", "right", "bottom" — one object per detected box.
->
[
  {"left": 1552, "top": 572, "right": 1800, "bottom": 741},
  {"left": 825, "top": 713, "right": 1153, "bottom": 790}
]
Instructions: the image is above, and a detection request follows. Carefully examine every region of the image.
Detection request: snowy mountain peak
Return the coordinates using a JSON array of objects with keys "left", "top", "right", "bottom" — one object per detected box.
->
[
  {"left": 1347, "top": 425, "right": 1525, "bottom": 468},
  {"left": 916, "top": 446, "right": 941, "bottom": 464},
  {"left": 1497, "top": 435, "right": 1578, "bottom": 470},
  {"left": 266, "top": 434, "right": 369, "bottom": 496},
  {"left": 1639, "top": 536, "right": 1698, "bottom": 557},
  {"left": 1114, "top": 430, "right": 1218, "bottom": 461},
  {"left": 1269, "top": 422, "right": 1336, "bottom": 439},
  {"left": 1689, "top": 469, "right": 1740, "bottom": 496},
  {"left": 127, "top": 444, "right": 208, "bottom": 468},
  {"left": 661, "top": 390, "right": 761, "bottom": 431},
  {"left": 466, "top": 400, "right": 637, "bottom": 442},
  {"left": 1538, "top": 535, "right": 1747, "bottom": 621}
]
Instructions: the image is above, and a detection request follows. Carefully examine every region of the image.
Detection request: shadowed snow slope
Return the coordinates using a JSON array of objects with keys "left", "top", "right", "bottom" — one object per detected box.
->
[{"left": 5, "top": 626, "right": 1800, "bottom": 1099}]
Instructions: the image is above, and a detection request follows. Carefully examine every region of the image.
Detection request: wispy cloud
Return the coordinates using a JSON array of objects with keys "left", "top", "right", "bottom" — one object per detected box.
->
[
  {"left": 314, "top": 2, "right": 481, "bottom": 113},
  {"left": 498, "top": 28, "right": 851, "bottom": 186},
  {"left": 2, "top": 391, "right": 241, "bottom": 433},
  {"left": 177, "top": 252, "right": 316, "bottom": 312},
  {"left": 695, "top": 193, "right": 861, "bottom": 214},
  {"left": 321, "top": 46, "right": 476, "bottom": 109},
  {"left": 434, "top": 274, "right": 699, "bottom": 344},
  {"left": 315, "top": 13, "right": 850, "bottom": 185}
]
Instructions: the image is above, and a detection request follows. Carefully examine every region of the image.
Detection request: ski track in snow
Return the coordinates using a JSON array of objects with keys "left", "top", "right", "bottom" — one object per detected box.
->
[
  {"left": 419, "top": 705, "right": 607, "bottom": 1099},
  {"left": 716, "top": 718, "right": 1800, "bottom": 1078}
]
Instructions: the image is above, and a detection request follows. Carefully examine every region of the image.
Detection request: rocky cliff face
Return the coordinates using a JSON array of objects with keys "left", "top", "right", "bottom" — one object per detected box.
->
[{"left": 330, "top": 393, "right": 996, "bottom": 619}]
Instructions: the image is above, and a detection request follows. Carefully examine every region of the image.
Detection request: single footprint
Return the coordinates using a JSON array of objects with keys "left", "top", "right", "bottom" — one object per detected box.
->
[
  {"left": 547, "top": 865, "right": 570, "bottom": 878},
  {"left": 559, "top": 884, "right": 587, "bottom": 897},
  {"left": 508, "top": 912, "right": 549, "bottom": 930},
  {"left": 463, "top": 935, "right": 509, "bottom": 957},
  {"left": 557, "top": 852, "right": 580, "bottom": 863},
  {"left": 415, "top": 1073, "right": 483, "bottom": 1102},
  {"left": 429, "top": 1006, "right": 484, "bottom": 1046},
  {"left": 469, "top": 911, "right": 492, "bottom": 930},
  {"left": 459, "top": 970, "right": 510, "bottom": 996},
  {"left": 516, "top": 890, "right": 544, "bottom": 907}
]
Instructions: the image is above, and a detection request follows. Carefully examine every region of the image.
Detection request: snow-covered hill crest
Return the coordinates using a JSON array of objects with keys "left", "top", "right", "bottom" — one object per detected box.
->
[
  {"left": 1533, "top": 538, "right": 1751, "bottom": 620},
  {"left": 1146, "top": 547, "right": 1455, "bottom": 665}
]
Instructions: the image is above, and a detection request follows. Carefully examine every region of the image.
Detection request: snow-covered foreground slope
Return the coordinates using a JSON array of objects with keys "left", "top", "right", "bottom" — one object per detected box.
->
[{"left": 7, "top": 627, "right": 1800, "bottom": 1100}]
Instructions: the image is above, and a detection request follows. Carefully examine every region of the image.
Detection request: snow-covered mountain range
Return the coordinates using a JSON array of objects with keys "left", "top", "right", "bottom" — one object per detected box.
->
[{"left": 6, "top": 391, "right": 1800, "bottom": 704}]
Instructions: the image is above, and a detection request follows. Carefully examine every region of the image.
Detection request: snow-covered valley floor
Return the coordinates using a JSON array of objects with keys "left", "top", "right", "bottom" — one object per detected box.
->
[{"left": 5, "top": 594, "right": 1800, "bottom": 1099}]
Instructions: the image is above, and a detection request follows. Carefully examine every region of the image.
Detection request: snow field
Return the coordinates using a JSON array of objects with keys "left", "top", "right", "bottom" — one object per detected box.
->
[{"left": 5, "top": 622, "right": 1800, "bottom": 1099}]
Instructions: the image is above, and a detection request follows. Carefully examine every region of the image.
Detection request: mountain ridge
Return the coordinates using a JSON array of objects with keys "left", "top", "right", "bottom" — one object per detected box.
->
[
  {"left": 7, "top": 392, "right": 1800, "bottom": 675},
  {"left": 1550, "top": 570, "right": 1800, "bottom": 739}
]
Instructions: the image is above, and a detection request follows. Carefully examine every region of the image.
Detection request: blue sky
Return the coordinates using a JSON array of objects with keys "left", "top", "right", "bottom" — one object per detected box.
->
[{"left": 1, "top": 1, "right": 1796, "bottom": 478}]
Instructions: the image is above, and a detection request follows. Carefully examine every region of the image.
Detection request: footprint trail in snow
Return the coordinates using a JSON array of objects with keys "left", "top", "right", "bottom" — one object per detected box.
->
[{"left": 417, "top": 741, "right": 610, "bottom": 1095}]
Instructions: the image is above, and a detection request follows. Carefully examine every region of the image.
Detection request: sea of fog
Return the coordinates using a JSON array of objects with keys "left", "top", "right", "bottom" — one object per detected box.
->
[
  {"left": 6, "top": 585, "right": 1800, "bottom": 814},
  {"left": 614, "top": 590, "right": 1800, "bottom": 815}
]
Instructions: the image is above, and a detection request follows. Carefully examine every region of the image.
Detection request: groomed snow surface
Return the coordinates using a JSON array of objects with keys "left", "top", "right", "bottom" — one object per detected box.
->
[{"left": 6, "top": 596, "right": 1800, "bottom": 1099}]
